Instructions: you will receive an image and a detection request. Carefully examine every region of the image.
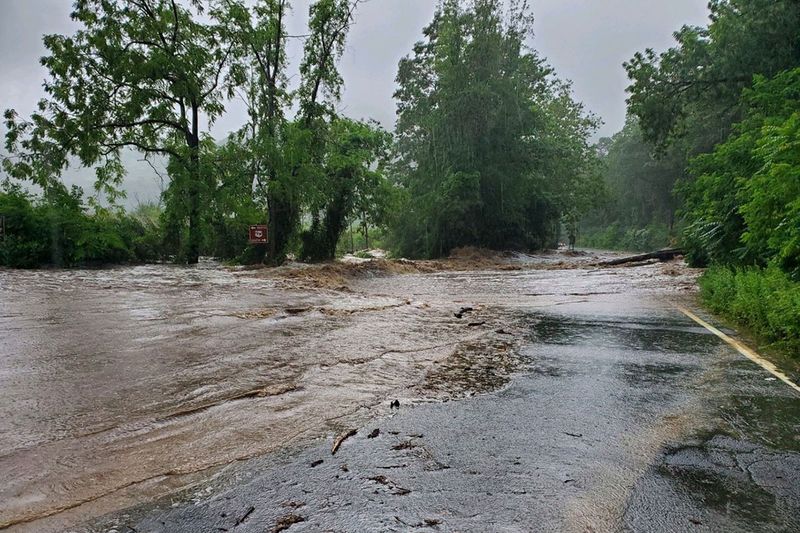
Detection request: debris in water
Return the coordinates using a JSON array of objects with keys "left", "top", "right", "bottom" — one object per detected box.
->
[
  {"left": 369, "top": 475, "right": 412, "bottom": 496},
  {"left": 377, "top": 463, "right": 408, "bottom": 469},
  {"left": 281, "top": 501, "right": 305, "bottom": 509},
  {"left": 390, "top": 399, "right": 400, "bottom": 409},
  {"left": 331, "top": 428, "right": 357, "bottom": 455},
  {"left": 272, "top": 514, "right": 305, "bottom": 532},
  {"left": 234, "top": 506, "right": 255, "bottom": 526},
  {"left": 310, "top": 459, "right": 323, "bottom": 468},
  {"left": 394, "top": 515, "right": 442, "bottom": 527},
  {"left": 454, "top": 307, "right": 474, "bottom": 319},
  {"left": 368, "top": 428, "right": 380, "bottom": 438},
  {"left": 232, "top": 308, "right": 277, "bottom": 319},
  {"left": 564, "top": 432, "right": 583, "bottom": 438}
]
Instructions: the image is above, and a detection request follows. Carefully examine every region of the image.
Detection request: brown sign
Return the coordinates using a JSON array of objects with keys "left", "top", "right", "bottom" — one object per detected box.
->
[{"left": 248, "top": 225, "right": 268, "bottom": 244}]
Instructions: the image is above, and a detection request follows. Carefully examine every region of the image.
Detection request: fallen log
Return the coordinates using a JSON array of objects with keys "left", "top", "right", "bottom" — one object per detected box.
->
[
  {"left": 597, "top": 248, "right": 683, "bottom": 267},
  {"left": 331, "top": 428, "right": 357, "bottom": 455}
]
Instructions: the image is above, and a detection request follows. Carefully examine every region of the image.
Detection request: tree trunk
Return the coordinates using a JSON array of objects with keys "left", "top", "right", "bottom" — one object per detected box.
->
[
  {"left": 266, "top": 192, "right": 298, "bottom": 266},
  {"left": 597, "top": 248, "right": 683, "bottom": 266},
  {"left": 186, "top": 102, "right": 201, "bottom": 265}
]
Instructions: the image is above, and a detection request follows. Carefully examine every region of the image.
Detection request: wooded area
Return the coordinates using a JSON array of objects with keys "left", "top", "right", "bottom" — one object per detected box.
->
[
  {"left": 594, "top": 0, "right": 800, "bottom": 349},
  {"left": 1, "top": 0, "right": 601, "bottom": 267}
]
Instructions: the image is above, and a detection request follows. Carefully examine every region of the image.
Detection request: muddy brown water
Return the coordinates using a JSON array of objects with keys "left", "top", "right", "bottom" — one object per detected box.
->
[{"left": 0, "top": 253, "right": 703, "bottom": 531}]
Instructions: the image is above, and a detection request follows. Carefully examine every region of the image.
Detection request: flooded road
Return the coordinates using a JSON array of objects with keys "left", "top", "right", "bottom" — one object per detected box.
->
[{"left": 1, "top": 253, "right": 798, "bottom": 532}]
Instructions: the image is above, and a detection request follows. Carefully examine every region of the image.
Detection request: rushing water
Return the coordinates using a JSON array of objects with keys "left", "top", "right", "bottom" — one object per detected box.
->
[{"left": 0, "top": 255, "right": 700, "bottom": 531}]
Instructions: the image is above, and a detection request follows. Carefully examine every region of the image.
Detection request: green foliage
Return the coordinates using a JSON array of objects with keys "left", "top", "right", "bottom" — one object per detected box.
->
[
  {"left": 226, "top": 0, "right": 360, "bottom": 265},
  {"left": 741, "top": 112, "right": 800, "bottom": 277},
  {"left": 390, "top": 0, "right": 601, "bottom": 258},
  {"left": 0, "top": 182, "right": 161, "bottom": 267},
  {"left": 581, "top": 119, "right": 680, "bottom": 250},
  {"left": 700, "top": 266, "right": 800, "bottom": 353},
  {"left": 624, "top": 1, "right": 800, "bottom": 269},
  {"left": 335, "top": 224, "right": 389, "bottom": 256},
  {"left": 299, "top": 118, "right": 392, "bottom": 261},
  {"left": 682, "top": 69, "right": 800, "bottom": 274},
  {"left": 2, "top": 0, "right": 369, "bottom": 267},
  {"left": 624, "top": 4, "right": 800, "bottom": 353},
  {"left": 625, "top": 0, "right": 800, "bottom": 152},
  {"left": 3, "top": 0, "right": 247, "bottom": 264},
  {"left": 580, "top": 222, "right": 671, "bottom": 253}
]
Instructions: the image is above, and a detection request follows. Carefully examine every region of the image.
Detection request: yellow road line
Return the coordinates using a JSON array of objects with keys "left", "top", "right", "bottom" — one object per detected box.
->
[{"left": 677, "top": 306, "right": 800, "bottom": 395}]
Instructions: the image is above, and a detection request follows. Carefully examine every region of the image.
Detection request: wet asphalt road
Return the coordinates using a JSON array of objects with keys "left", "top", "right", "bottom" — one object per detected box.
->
[{"left": 90, "top": 295, "right": 800, "bottom": 532}]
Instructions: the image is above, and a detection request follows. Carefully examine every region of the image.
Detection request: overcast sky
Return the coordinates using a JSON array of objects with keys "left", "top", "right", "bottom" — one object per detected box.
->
[{"left": 0, "top": 0, "right": 709, "bottom": 205}]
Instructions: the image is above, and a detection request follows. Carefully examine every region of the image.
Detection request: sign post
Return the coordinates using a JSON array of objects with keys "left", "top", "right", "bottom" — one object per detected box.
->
[{"left": 248, "top": 225, "right": 268, "bottom": 245}]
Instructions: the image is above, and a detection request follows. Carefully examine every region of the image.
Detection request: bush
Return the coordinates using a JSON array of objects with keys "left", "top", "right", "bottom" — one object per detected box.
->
[
  {"left": 700, "top": 265, "right": 800, "bottom": 353},
  {"left": 0, "top": 183, "right": 162, "bottom": 268},
  {"left": 682, "top": 69, "right": 800, "bottom": 274},
  {"left": 580, "top": 222, "right": 671, "bottom": 252}
]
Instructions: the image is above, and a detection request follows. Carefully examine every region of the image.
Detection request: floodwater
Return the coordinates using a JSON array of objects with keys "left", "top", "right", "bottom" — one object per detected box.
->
[{"left": 1, "top": 253, "right": 796, "bottom": 532}]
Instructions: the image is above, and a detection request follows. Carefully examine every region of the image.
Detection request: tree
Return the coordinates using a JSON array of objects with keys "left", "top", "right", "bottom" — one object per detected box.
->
[
  {"left": 683, "top": 69, "right": 800, "bottom": 274},
  {"left": 625, "top": 0, "right": 800, "bottom": 153},
  {"left": 229, "top": 0, "right": 361, "bottom": 265},
  {"left": 623, "top": 0, "right": 800, "bottom": 261},
  {"left": 299, "top": 118, "right": 392, "bottom": 261},
  {"left": 390, "top": 0, "right": 600, "bottom": 257},
  {"left": 3, "top": 0, "right": 243, "bottom": 263}
]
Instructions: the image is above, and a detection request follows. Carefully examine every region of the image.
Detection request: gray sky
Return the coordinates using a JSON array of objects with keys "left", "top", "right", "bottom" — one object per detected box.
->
[{"left": 0, "top": 0, "right": 709, "bottom": 205}]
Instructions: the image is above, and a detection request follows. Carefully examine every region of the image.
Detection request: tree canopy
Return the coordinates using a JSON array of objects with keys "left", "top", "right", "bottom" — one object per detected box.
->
[
  {"left": 682, "top": 69, "right": 800, "bottom": 275},
  {"left": 3, "top": 0, "right": 245, "bottom": 263},
  {"left": 390, "top": 0, "right": 600, "bottom": 258},
  {"left": 625, "top": 0, "right": 800, "bottom": 153}
]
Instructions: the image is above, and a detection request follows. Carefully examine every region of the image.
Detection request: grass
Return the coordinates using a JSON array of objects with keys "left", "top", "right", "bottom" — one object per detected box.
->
[{"left": 699, "top": 265, "right": 800, "bottom": 355}]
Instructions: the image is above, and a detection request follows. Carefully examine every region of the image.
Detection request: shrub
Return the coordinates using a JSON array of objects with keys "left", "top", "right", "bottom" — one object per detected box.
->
[
  {"left": 700, "top": 265, "right": 800, "bottom": 353},
  {"left": 580, "top": 222, "right": 671, "bottom": 252},
  {"left": 0, "top": 183, "right": 162, "bottom": 267}
]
